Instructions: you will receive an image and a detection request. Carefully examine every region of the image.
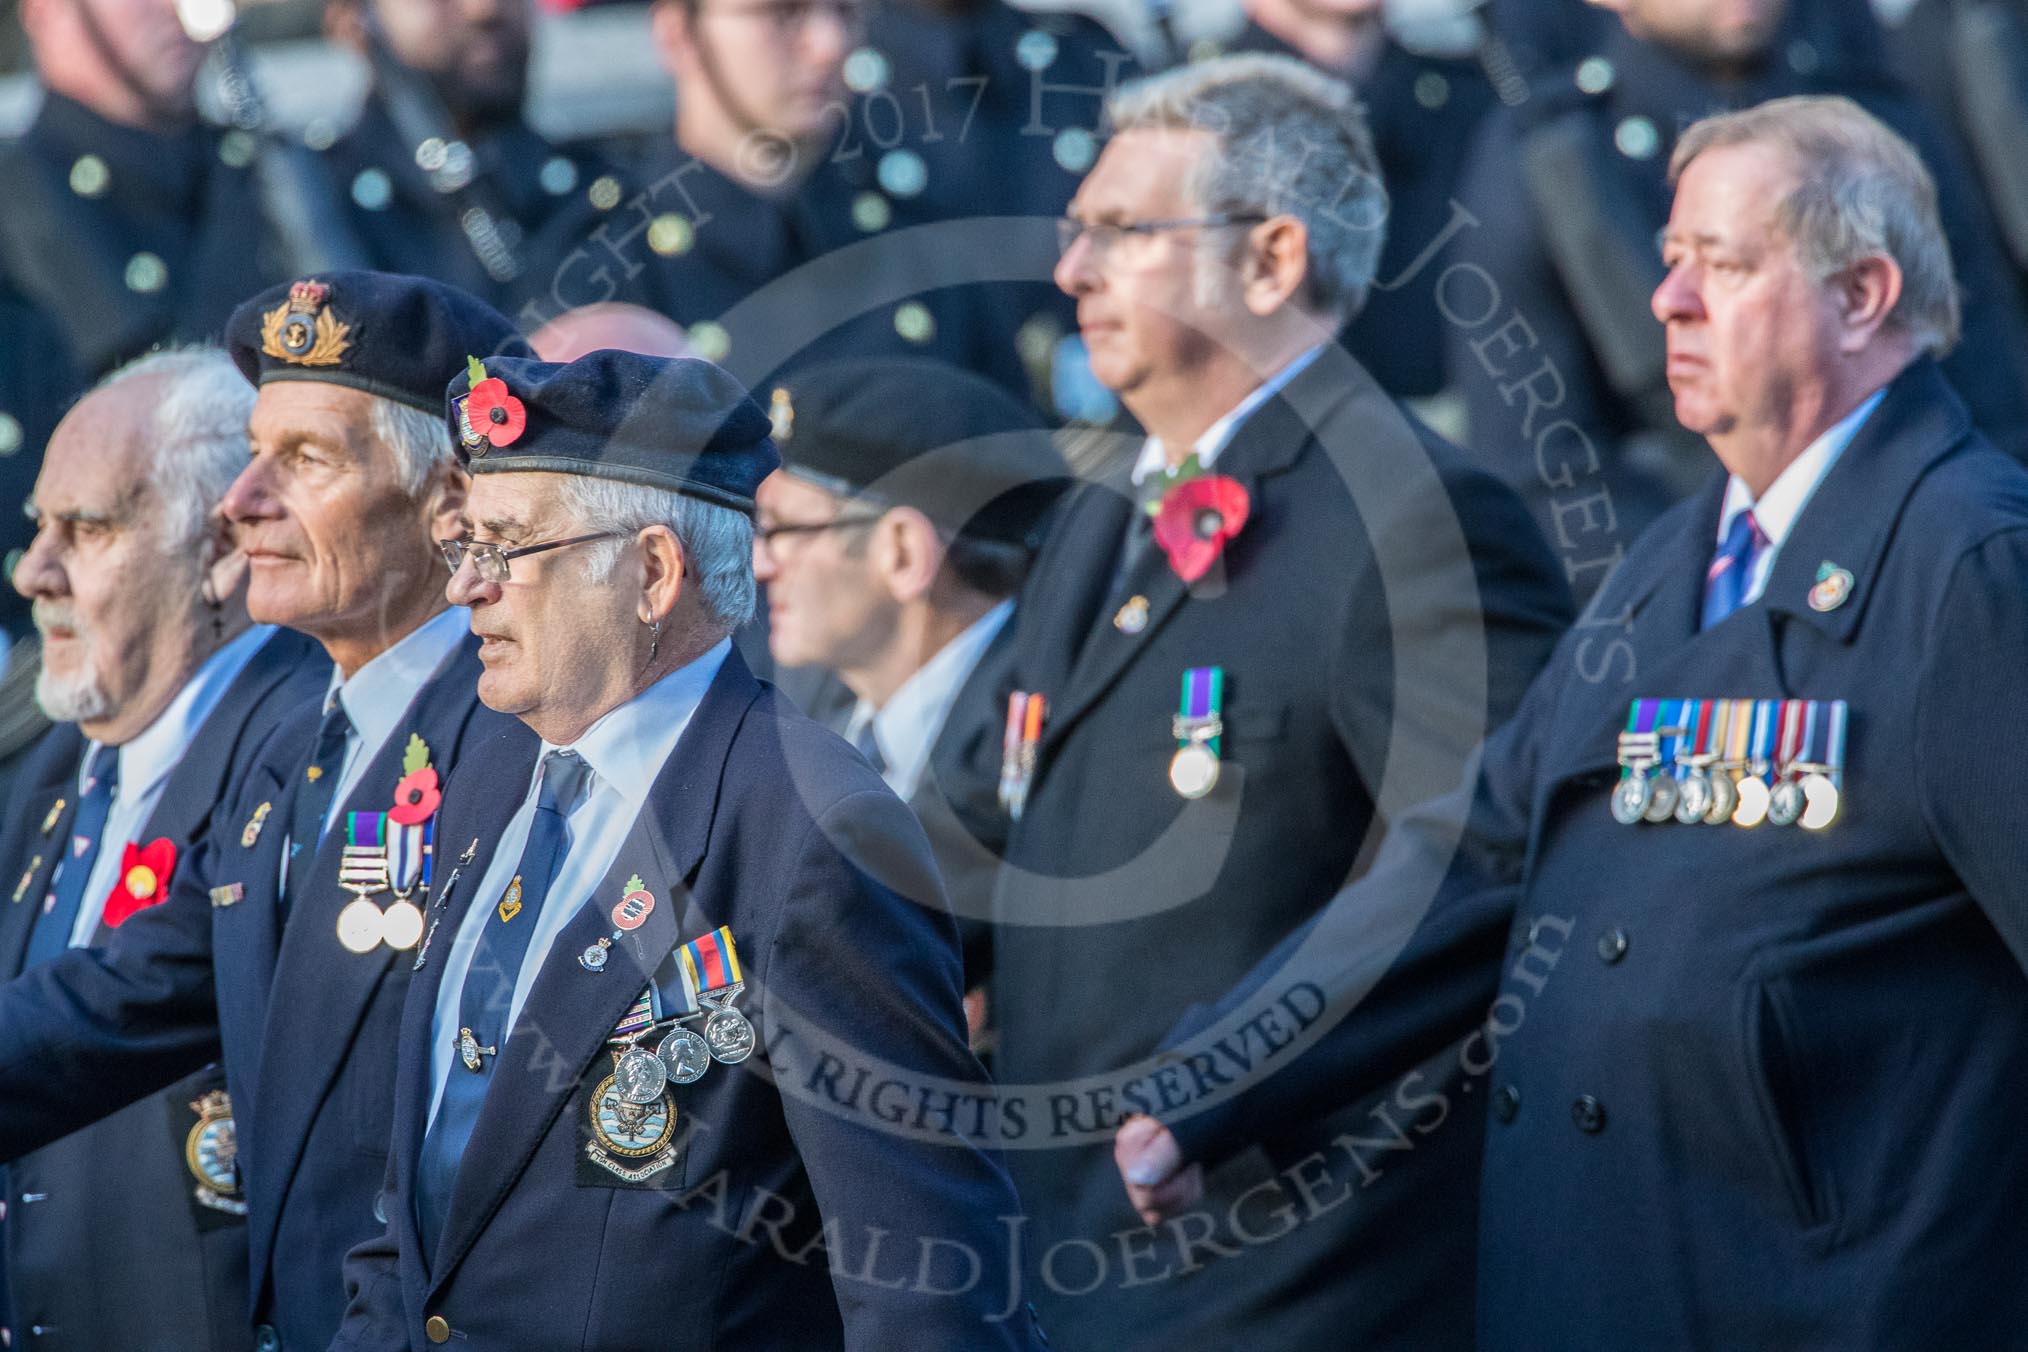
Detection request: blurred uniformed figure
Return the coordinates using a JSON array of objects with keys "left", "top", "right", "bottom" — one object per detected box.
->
[
  {"left": 1209, "top": 0, "right": 1502, "bottom": 399},
  {"left": 856, "top": 0, "right": 1139, "bottom": 406},
  {"left": 0, "top": 350, "right": 328, "bottom": 1352},
  {"left": 1121, "top": 94, "right": 2028, "bottom": 1351},
  {"left": 990, "top": 55, "right": 1570, "bottom": 1352},
  {"left": 752, "top": 357, "right": 1068, "bottom": 992},
  {"left": 523, "top": 0, "right": 1033, "bottom": 400},
  {"left": 1442, "top": 0, "right": 2028, "bottom": 597},
  {"left": 1884, "top": 0, "right": 2028, "bottom": 310},
  {"left": 332, "top": 349, "right": 1045, "bottom": 1351},
  {"left": 0, "top": 0, "right": 294, "bottom": 380},
  {"left": 0, "top": 273, "right": 534, "bottom": 1352},
  {"left": 318, "top": 0, "right": 629, "bottom": 314}
]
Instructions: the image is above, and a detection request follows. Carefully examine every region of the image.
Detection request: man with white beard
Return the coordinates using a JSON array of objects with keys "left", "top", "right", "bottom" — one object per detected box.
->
[{"left": 0, "top": 349, "right": 327, "bottom": 1352}]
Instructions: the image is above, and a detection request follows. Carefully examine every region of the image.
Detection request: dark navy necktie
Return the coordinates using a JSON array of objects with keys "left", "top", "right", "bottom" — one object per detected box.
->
[
  {"left": 283, "top": 694, "right": 352, "bottom": 914},
  {"left": 24, "top": 744, "right": 119, "bottom": 968},
  {"left": 851, "top": 721, "right": 887, "bottom": 776},
  {"left": 414, "top": 749, "right": 591, "bottom": 1259},
  {"left": 1702, "top": 509, "right": 1768, "bottom": 630}
]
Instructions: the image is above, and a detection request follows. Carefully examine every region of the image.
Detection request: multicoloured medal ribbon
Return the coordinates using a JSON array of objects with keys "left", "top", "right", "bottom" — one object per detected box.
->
[
  {"left": 1610, "top": 698, "right": 1663, "bottom": 824},
  {"left": 1795, "top": 698, "right": 1847, "bottom": 829},
  {"left": 998, "top": 692, "right": 1046, "bottom": 821},
  {"left": 1615, "top": 696, "right": 1851, "bottom": 830},
  {"left": 676, "top": 927, "right": 754, "bottom": 1067},
  {"left": 1169, "top": 666, "right": 1225, "bottom": 800}
]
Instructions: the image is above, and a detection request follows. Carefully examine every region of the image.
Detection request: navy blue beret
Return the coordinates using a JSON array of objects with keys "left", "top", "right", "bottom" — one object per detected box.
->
[
  {"left": 227, "top": 271, "right": 531, "bottom": 415},
  {"left": 444, "top": 349, "right": 778, "bottom": 514},
  {"left": 771, "top": 358, "right": 1069, "bottom": 546}
]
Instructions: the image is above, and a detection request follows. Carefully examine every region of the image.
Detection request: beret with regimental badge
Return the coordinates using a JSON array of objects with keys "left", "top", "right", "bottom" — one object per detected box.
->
[
  {"left": 226, "top": 271, "right": 532, "bottom": 415},
  {"left": 444, "top": 348, "right": 778, "bottom": 514},
  {"left": 770, "top": 358, "right": 1070, "bottom": 547}
]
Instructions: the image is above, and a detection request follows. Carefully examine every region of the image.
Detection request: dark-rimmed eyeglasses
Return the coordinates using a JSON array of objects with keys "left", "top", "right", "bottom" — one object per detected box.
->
[
  {"left": 1055, "top": 214, "right": 1269, "bottom": 260},
  {"left": 753, "top": 514, "right": 884, "bottom": 551},
  {"left": 439, "top": 532, "right": 627, "bottom": 584}
]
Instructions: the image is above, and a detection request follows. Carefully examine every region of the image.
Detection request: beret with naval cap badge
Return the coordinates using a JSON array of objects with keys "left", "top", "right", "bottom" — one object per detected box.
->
[{"left": 226, "top": 270, "right": 532, "bottom": 414}]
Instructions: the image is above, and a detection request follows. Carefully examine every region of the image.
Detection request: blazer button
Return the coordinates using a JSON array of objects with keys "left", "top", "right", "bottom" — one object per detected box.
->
[
  {"left": 253, "top": 1326, "right": 280, "bottom": 1352},
  {"left": 1572, "top": 1095, "right": 1607, "bottom": 1134},
  {"left": 426, "top": 1315, "right": 452, "bottom": 1344},
  {"left": 1492, "top": 1084, "right": 1520, "bottom": 1123},
  {"left": 1597, "top": 927, "right": 1629, "bottom": 964}
]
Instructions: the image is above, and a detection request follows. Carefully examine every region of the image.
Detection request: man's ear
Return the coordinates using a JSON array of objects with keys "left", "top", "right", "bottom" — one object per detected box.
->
[
  {"left": 650, "top": 0, "right": 694, "bottom": 77},
  {"left": 1835, "top": 252, "right": 1903, "bottom": 354},
  {"left": 324, "top": 0, "right": 367, "bottom": 52},
  {"left": 200, "top": 511, "right": 249, "bottom": 612},
  {"left": 875, "top": 507, "right": 945, "bottom": 604},
  {"left": 639, "top": 523, "right": 687, "bottom": 623},
  {"left": 1241, "top": 216, "right": 1311, "bottom": 318},
  {"left": 424, "top": 463, "right": 470, "bottom": 546}
]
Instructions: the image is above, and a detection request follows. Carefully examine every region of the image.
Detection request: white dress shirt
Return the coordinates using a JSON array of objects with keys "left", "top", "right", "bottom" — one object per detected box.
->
[
  {"left": 844, "top": 600, "right": 1011, "bottom": 802},
  {"left": 318, "top": 605, "right": 469, "bottom": 842},
  {"left": 426, "top": 639, "right": 729, "bottom": 1125},
  {"left": 68, "top": 624, "right": 274, "bottom": 944},
  {"left": 1715, "top": 389, "right": 1885, "bottom": 607},
  {"left": 1129, "top": 345, "right": 1325, "bottom": 489}
]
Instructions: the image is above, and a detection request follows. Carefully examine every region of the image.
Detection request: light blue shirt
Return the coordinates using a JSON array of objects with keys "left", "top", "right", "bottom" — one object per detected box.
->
[
  {"left": 1130, "top": 345, "right": 1325, "bottom": 487},
  {"left": 68, "top": 625, "right": 275, "bottom": 944},
  {"left": 1715, "top": 389, "right": 1885, "bottom": 607},
  {"left": 319, "top": 605, "right": 468, "bottom": 842},
  {"left": 844, "top": 601, "right": 1011, "bottom": 802},
  {"left": 426, "top": 639, "right": 729, "bottom": 1126}
]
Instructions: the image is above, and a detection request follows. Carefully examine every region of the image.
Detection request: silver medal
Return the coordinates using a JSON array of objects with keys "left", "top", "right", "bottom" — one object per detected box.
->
[
  {"left": 1642, "top": 773, "right": 1679, "bottom": 823},
  {"left": 657, "top": 1025, "right": 712, "bottom": 1084},
  {"left": 1168, "top": 743, "right": 1219, "bottom": 799},
  {"left": 703, "top": 1007, "right": 756, "bottom": 1064},
  {"left": 1674, "top": 773, "right": 1713, "bottom": 825},
  {"left": 1704, "top": 773, "right": 1739, "bottom": 826},
  {"left": 1609, "top": 775, "right": 1651, "bottom": 825},
  {"left": 614, "top": 1046, "right": 668, "bottom": 1104},
  {"left": 1767, "top": 778, "right": 1806, "bottom": 827}
]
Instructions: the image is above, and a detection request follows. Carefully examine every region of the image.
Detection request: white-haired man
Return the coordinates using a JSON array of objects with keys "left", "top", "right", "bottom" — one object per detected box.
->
[
  {"left": 331, "top": 349, "right": 1043, "bottom": 1351},
  {"left": 0, "top": 272, "right": 535, "bottom": 1352},
  {"left": 1120, "top": 93, "right": 2028, "bottom": 1349},
  {"left": 0, "top": 349, "right": 327, "bottom": 1352},
  {"left": 988, "top": 53, "right": 1572, "bottom": 1352}
]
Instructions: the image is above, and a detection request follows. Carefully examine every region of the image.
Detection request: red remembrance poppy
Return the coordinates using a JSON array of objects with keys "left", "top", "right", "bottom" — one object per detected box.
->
[
  {"left": 389, "top": 766, "right": 442, "bottom": 825},
  {"left": 466, "top": 377, "right": 527, "bottom": 448},
  {"left": 1152, "top": 475, "right": 1251, "bottom": 584},
  {"left": 104, "top": 837, "right": 177, "bottom": 928}
]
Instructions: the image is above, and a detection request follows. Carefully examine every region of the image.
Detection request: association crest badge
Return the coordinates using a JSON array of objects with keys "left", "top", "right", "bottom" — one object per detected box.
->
[{"left": 184, "top": 1090, "right": 247, "bottom": 1215}]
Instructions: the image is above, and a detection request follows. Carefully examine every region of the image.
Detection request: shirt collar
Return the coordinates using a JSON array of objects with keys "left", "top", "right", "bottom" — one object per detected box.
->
[
  {"left": 847, "top": 601, "right": 1012, "bottom": 801},
  {"left": 543, "top": 639, "right": 731, "bottom": 810},
  {"left": 1131, "top": 345, "right": 1326, "bottom": 488},
  {"left": 1717, "top": 388, "right": 1886, "bottom": 549},
  {"left": 98, "top": 625, "right": 275, "bottom": 799},
  {"left": 329, "top": 607, "right": 468, "bottom": 749}
]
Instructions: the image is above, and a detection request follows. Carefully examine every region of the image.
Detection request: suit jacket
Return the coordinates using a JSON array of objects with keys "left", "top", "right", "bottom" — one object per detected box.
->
[
  {"left": 0, "top": 633, "right": 529, "bottom": 1352},
  {"left": 987, "top": 349, "right": 1573, "bottom": 1351},
  {"left": 1169, "top": 359, "right": 2028, "bottom": 1348},
  {"left": 332, "top": 651, "right": 1045, "bottom": 1351},
  {"left": 0, "top": 628, "right": 326, "bottom": 1352}
]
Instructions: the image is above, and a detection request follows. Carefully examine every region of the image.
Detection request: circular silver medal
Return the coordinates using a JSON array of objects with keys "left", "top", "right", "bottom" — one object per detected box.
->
[
  {"left": 1733, "top": 775, "right": 1772, "bottom": 827},
  {"left": 381, "top": 900, "right": 425, "bottom": 951},
  {"left": 1168, "top": 743, "right": 1219, "bottom": 799},
  {"left": 1642, "top": 773, "right": 1679, "bottom": 823},
  {"left": 614, "top": 1046, "right": 668, "bottom": 1104},
  {"left": 703, "top": 1007, "right": 756, "bottom": 1064},
  {"left": 657, "top": 1025, "right": 712, "bottom": 1085},
  {"left": 1674, "top": 773, "right": 1713, "bottom": 825},
  {"left": 1799, "top": 773, "right": 1839, "bottom": 830},
  {"left": 1704, "top": 773, "right": 1739, "bottom": 826},
  {"left": 1610, "top": 776, "right": 1651, "bottom": 825},
  {"left": 336, "top": 899, "right": 386, "bottom": 954},
  {"left": 1767, "top": 778, "right": 1806, "bottom": 827}
]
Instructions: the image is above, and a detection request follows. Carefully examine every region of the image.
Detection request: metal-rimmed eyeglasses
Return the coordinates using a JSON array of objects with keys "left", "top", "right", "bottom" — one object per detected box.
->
[{"left": 439, "top": 532, "right": 626, "bottom": 584}]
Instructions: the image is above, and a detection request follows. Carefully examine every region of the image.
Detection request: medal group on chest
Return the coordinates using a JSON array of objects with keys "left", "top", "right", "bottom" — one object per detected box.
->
[{"left": 1612, "top": 697, "right": 1847, "bottom": 830}]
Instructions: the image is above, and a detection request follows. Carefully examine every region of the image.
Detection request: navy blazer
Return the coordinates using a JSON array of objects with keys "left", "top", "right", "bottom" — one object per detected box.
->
[
  {"left": 0, "top": 627, "right": 326, "bottom": 1352},
  {"left": 1167, "top": 359, "right": 2028, "bottom": 1348},
  {"left": 332, "top": 650, "right": 1045, "bottom": 1352},
  {"left": 0, "top": 631, "right": 531, "bottom": 1352},
  {"left": 986, "top": 348, "right": 1573, "bottom": 1350}
]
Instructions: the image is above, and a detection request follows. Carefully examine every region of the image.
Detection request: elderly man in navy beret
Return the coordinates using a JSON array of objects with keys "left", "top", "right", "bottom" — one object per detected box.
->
[
  {"left": 0, "top": 271, "right": 535, "bottom": 1352},
  {"left": 329, "top": 349, "right": 1045, "bottom": 1351}
]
